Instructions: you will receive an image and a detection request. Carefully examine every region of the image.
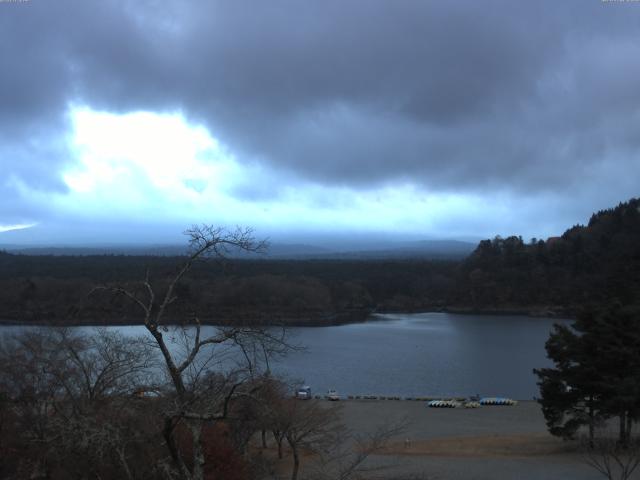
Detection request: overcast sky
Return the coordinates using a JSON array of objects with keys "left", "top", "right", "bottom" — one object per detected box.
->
[{"left": 1, "top": 0, "right": 639, "bottom": 246}]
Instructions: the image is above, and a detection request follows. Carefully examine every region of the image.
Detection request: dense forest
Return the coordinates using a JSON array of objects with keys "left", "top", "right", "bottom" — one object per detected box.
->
[
  {"left": 455, "top": 197, "right": 640, "bottom": 315},
  {"left": 0, "top": 198, "right": 638, "bottom": 326}
]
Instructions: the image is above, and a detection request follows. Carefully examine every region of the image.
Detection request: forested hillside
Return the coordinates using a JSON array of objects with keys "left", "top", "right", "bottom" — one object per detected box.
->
[
  {"left": 453, "top": 198, "right": 640, "bottom": 314},
  {"left": 0, "top": 253, "right": 456, "bottom": 325},
  {"left": 1, "top": 198, "right": 638, "bottom": 325}
]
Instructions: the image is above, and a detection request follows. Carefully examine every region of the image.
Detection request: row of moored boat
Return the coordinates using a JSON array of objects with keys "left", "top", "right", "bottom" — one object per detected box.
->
[{"left": 428, "top": 397, "right": 517, "bottom": 408}]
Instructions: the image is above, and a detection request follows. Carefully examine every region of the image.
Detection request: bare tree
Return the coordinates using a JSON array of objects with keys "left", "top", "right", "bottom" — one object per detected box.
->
[
  {"left": 253, "top": 377, "right": 290, "bottom": 459},
  {"left": 330, "top": 422, "right": 407, "bottom": 480},
  {"left": 279, "top": 399, "right": 343, "bottom": 480},
  {"left": 0, "top": 328, "right": 158, "bottom": 479},
  {"left": 583, "top": 437, "right": 640, "bottom": 480},
  {"left": 264, "top": 395, "right": 405, "bottom": 480},
  {"left": 294, "top": 416, "right": 409, "bottom": 480},
  {"left": 90, "top": 225, "right": 292, "bottom": 480}
]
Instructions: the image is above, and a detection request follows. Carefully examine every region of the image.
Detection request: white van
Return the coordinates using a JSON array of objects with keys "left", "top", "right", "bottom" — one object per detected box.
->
[{"left": 296, "top": 385, "right": 312, "bottom": 399}]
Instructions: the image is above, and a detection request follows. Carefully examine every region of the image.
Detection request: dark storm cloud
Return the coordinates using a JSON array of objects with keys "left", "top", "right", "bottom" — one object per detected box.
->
[{"left": 1, "top": 0, "right": 639, "bottom": 222}]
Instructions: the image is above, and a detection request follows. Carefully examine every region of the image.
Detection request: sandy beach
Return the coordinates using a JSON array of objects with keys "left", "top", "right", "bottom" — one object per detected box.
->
[{"left": 329, "top": 400, "right": 603, "bottom": 480}]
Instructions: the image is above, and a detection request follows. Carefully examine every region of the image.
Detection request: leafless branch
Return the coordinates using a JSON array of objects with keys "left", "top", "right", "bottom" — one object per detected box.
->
[{"left": 582, "top": 437, "right": 640, "bottom": 480}]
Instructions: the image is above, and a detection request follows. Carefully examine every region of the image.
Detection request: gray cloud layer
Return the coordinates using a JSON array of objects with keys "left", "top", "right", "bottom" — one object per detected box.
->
[{"left": 1, "top": 0, "right": 639, "bottom": 229}]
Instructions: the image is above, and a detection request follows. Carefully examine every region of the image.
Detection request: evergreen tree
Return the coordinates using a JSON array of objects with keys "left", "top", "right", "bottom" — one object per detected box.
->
[
  {"left": 535, "top": 305, "right": 640, "bottom": 445},
  {"left": 535, "top": 317, "right": 604, "bottom": 444}
]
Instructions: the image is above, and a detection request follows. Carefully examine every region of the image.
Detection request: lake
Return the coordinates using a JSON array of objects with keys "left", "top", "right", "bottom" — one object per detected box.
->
[
  {"left": 0, "top": 312, "right": 568, "bottom": 400},
  {"left": 275, "top": 312, "right": 569, "bottom": 400}
]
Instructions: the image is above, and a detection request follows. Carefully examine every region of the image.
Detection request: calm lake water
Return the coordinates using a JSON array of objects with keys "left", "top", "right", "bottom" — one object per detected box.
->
[
  {"left": 0, "top": 313, "right": 569, "bottom": 400},
  {"left": 276, "top": 313, "right": 568, "bottom": 400}
]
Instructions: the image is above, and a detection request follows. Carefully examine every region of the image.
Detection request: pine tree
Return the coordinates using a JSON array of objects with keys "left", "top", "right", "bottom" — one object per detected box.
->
[{"left": 535, "top": 305, "right": 640, "bottom": 446}]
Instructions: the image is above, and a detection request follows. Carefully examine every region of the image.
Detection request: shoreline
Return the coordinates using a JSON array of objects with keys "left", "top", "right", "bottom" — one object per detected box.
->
[{"left": 0, "top": 306, "right": 573, "bottom": 328}]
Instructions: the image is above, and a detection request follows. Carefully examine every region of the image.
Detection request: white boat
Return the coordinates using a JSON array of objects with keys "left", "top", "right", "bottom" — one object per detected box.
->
[
  {"left": 427, "top": 399, "right": 460, "bottom": 408},
  {"left": 479, "top": 397, "right": 517, "bottom": 406}
]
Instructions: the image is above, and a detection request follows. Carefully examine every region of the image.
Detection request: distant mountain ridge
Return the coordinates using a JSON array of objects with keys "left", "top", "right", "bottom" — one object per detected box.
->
[{"left": 1, "top": 239, "right": 476, "bottom": 260}]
